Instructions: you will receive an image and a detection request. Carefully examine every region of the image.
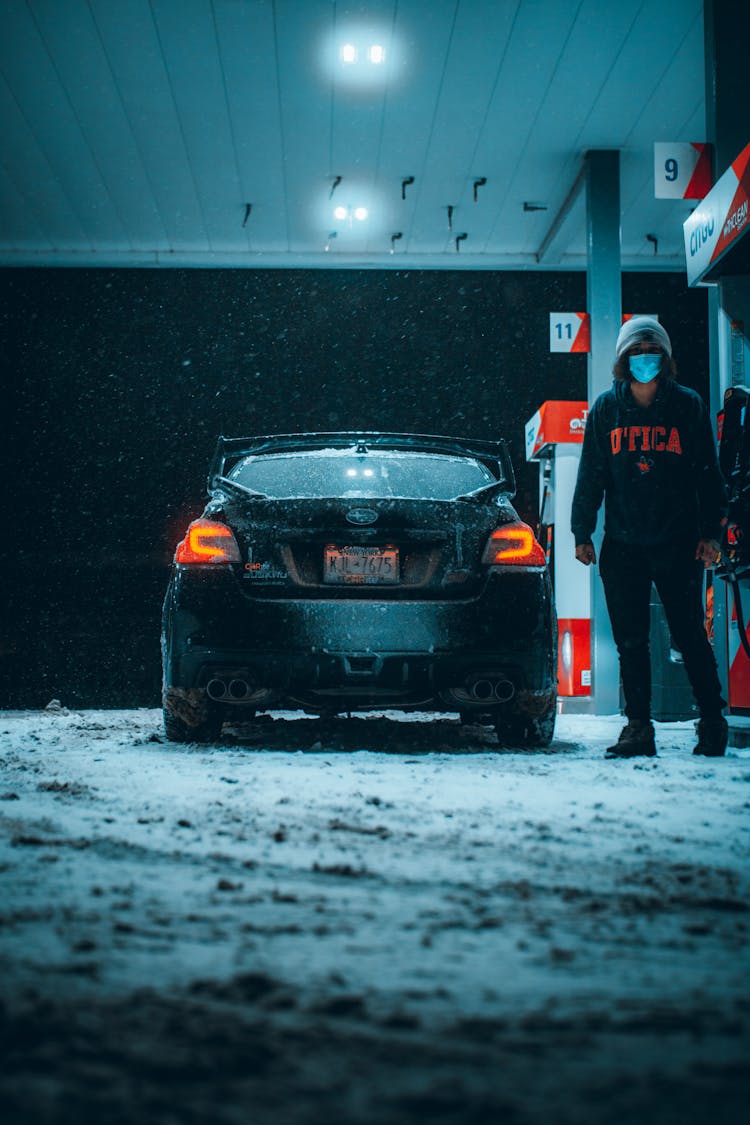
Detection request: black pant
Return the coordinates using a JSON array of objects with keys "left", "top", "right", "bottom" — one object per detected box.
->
[{"left": 599, "top": 536, "right": 726, "bottom": 722}]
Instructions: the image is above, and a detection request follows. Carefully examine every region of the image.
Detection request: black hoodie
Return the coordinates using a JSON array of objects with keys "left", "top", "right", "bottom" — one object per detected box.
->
[{"left": 571, "top": 378, "right": 726, "bottom": 548}]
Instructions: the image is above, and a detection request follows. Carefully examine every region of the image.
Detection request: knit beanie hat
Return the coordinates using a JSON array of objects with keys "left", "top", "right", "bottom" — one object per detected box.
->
[{"left": 615, "top": 316, "right": 672, "bottom": 360}]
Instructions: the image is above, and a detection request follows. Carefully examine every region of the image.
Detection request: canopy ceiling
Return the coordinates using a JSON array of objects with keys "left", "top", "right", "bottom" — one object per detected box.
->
[{"left": 0, "top": 0, "right": 705, "bottom": 269}]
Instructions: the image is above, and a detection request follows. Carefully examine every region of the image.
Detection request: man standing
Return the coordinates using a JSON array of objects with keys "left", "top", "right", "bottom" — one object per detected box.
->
[{"left": 571, "top": 316, "right": 728, "bottom": 758}]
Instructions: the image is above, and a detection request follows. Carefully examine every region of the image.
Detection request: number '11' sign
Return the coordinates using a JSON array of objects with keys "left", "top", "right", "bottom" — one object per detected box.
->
[
  {"left": 549, "top": 313, "right": 590, "bottom": 353},
  {"left": 549, "top": 313, "right": 657, "bottom": 353}
]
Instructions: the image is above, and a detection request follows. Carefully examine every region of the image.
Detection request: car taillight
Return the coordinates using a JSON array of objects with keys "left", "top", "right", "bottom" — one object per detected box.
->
[
  {"left": 482, "top": 521, "right": 547, "bottom": 567},
  {"left": 174, "top": 519, "right": 241, "bottom": 565}
]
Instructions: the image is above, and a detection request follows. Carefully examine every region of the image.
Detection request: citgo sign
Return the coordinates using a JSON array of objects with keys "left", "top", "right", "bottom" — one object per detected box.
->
[{"left": 684, "top": 141, "right": 750, "bottom": 286}]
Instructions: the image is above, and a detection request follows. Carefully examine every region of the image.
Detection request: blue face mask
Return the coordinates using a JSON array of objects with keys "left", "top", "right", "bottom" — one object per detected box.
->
[{"left": 628, "top": 353, "right": 662, "bottom": 383}]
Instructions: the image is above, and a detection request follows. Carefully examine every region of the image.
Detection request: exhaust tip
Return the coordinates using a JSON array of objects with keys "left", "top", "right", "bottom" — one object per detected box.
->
[
  {"left": 493, "top": 679, "right": 515, "bottom": 702},
  {"left": 459, "top": 675, "right": 516, "bottom": 705},
  {"left": 206, "top": 678, "right": 227, "bottom": 701},
  {"left": 228, "top": 678, "right": 250, "bottom": 701},
  {"left": 470, "top": 679, "right": 495, "bottom": 702}
]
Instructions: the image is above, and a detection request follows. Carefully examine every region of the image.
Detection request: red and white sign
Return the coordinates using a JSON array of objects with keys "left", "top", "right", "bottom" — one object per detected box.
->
[
  {"left": 549, "top": 313, "right": 590, "bottom": 353},
  {"left": 550, "top": 313, "right": 657, "bottom": 354},
  {"left": 525, "top": 400, "right": 588, "bottom": 461},
  {"left": 654, "top": 142, "right": 712, "bottom": 199},
  {"left": 684, "top": 141, "right": 750, "bottom": 286}
]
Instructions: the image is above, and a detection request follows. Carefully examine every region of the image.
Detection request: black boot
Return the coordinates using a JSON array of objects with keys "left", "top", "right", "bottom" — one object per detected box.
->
[
  {"left": 605, "top": 719, "right": 656, "bottom": 759},
  {"left": 692, "top": 716, "right": 728, "bottom": 757}
]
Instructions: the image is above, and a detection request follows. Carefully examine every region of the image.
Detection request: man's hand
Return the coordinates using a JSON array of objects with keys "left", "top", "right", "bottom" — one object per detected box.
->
[
  {"left": 696, "top": 538, "right": 721, "bottom": 567},
  {"left": 575, "top": 542, "right": 597, "bottom": 566}
]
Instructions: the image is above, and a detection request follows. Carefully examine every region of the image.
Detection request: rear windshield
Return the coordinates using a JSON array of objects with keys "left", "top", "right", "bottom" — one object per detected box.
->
[{"left": 229, "top": 449, "right": 497, "bottom": 500}]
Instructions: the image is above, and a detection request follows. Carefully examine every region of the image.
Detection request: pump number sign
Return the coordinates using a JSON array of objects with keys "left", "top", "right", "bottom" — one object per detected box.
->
[
  {"left": 654, "top": 142, "right": 712, "bottom": 200},
  {"left": 549, "top": 313, "right": 590, "bottom": 353},
  {"left": 550, "top": 313, "right": 657, "bottom": 354}
]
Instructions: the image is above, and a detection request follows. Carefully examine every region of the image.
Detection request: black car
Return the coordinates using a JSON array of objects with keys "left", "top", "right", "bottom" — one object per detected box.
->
[{"left": 161, "top": 432, "right": 557, "bottom": 745}]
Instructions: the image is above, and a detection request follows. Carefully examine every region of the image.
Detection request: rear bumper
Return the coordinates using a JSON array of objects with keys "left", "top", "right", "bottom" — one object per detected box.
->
[{"left": 162, "top": 567, "right": 556, "bottom": 712}]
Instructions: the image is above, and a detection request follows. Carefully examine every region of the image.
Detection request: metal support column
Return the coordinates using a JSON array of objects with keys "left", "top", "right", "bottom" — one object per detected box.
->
[{"left": 585, "top": 150, "right": 622, "bottom": 714}]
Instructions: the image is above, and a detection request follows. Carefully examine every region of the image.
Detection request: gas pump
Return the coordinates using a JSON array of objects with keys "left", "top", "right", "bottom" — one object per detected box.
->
[
  {"left": 716, "top": 385, "right": 750, "bottom": 716},
  {"left": 683, "top": 139, "right": 750, "bottom": 743},
  {"left": 525, "top": 401, "right": 590, "bottom": 702}
]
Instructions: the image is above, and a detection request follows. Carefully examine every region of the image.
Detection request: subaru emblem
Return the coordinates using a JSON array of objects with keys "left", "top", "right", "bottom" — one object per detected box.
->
[{"left": 346, "top": 507, "right": 378, "bottom": 525}]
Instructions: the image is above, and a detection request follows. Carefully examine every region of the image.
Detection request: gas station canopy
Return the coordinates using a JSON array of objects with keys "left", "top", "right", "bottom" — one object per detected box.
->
[{"left": 0, "top": 0, "right": 706, "bottom": 270}]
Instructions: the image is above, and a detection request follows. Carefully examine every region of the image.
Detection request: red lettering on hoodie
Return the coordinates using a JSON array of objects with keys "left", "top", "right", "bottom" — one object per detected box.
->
[
  {"left": 666, "top": 427, "right": 682, "bottom": 454},
  {"left": 608, "top": 425, "right": 682, "bottom": 455}
]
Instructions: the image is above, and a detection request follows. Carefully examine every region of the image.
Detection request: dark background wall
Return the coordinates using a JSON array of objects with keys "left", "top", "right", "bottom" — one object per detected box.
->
[{"left": 1, "top": 267, "right": 709, "bottom": 709}]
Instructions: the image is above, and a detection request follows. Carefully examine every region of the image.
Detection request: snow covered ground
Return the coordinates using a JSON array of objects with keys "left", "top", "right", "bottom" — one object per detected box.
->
[{"left": 1, "top": 706, "right": 748, "bottom": 1125}]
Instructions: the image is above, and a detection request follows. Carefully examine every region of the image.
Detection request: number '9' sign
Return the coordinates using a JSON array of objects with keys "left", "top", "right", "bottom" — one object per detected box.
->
[
  {"left": 664, "top": 157, "right": 679, "bottom": 182},
  {"left": 654, "top": 143, "right": 710, "bottom": 199}
]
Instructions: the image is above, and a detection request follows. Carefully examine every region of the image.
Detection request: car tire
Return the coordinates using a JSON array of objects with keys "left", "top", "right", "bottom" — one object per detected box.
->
[
  {"left": 163, "top": 707, "right": 223, "bottom": 744},
  {"left": 495, "top": 707, "right": 555, "bottom": 748}
]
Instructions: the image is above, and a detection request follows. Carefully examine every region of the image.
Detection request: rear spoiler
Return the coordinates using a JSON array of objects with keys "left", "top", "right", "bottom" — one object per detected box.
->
[{"left": 207, "top": 431, "right": 516, "bottom": 497}]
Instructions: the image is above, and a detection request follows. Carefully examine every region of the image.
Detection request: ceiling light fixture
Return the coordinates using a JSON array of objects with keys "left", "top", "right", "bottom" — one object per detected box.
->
[
  {"left": 331, "top": 204, "right": 369, "bottom": 224},
  {"left": 401, "top": 176, "right": 414, "bottom": 200},
  {"left": 455, "top": 232, "right": 468, "bottom": 253},
  {"left": 390, "top": 232, "right": 403, "bottom": 253},
  {"left": 340, "top": 42, "right": 386, "bottom": 64},
  {"left": 473, "top": 177, "right": 487, "bottom": 202},
  {"left": 324, "top": 231, "right": 337, "bottom": 252},
  {"left": 323, "top": 30, "right": 402, "bottom": 90}
]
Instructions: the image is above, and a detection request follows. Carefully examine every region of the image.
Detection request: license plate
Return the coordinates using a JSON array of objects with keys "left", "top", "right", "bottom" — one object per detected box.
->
[{"left": 324, "top": 545, "right": 399, "bottom": 585}]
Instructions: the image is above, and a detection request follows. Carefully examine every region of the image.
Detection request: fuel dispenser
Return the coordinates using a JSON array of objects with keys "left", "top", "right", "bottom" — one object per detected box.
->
[
  {"left": 716, "top": 386, "right": 750, "bottom": 716},
  {"left": 683, "top": 139, "right": 750, "bottom": 742},
  {"left": 525, "top": 401, "right": 591, "bottom": 701}
]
